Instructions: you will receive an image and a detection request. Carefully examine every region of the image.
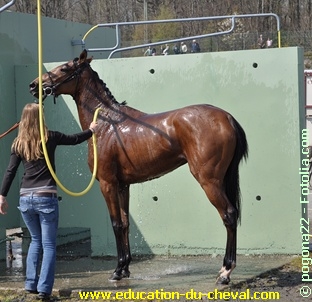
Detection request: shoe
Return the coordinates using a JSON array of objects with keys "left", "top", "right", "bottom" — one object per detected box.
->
[
  {"left": 26, "top": 289, "right": 38, "bottom": 294},
  {"left": 37, "top": 292, "right": 51, "bottom": 301}
]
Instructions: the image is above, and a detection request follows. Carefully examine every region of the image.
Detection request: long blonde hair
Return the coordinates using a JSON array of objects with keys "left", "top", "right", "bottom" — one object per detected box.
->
[{"left": 12, "top": 103, "right": 48, "bottom": 161}]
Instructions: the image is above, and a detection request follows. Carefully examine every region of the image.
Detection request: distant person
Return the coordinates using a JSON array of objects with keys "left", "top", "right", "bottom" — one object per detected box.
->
[
  {"left": 191, "top": 39, "right": 200, "bottom": 53},
  {"left": 162, "top": 44, "right": 169, "bottom": 55},
  {"left": 144, "top": 46, "right": 152, "bottom": 56},
  {"left": 258, "top": 34, "right": 265, "bottom": 49},
  {"left": 181, "top": 42, "right": 187, "bottom": 54},
  {"left": 173, "top": 43, "right": 180, "bottom": 54},
  {"left": 266, "top": 38, "right": 273, "bottom": 48},
  {"left": 151, "top": 47, "right": 156, "bottom": 56}
]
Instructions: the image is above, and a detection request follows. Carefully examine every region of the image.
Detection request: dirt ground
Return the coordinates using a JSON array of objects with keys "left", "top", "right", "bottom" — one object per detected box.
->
[
  {"left": 227, "top": 257, "right": 307, "bottom": 302},
  {"left": 0, "top": 255, "right": 308, "bottom": 302}
]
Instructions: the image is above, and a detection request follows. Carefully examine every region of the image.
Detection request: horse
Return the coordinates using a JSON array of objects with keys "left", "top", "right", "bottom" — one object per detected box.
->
[{"left": 29, "top": 50, "right": 248, "bottom": 284}]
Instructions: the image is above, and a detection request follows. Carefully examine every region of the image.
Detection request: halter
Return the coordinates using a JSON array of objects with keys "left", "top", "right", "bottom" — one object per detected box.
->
[{"left": 43, "top": 59, "right": 88, "bottom": 103}]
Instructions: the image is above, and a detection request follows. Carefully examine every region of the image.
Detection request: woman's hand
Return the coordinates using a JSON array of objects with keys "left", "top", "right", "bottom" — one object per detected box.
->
[
  {"left": 0, "top": 195, "right": 8, "bottom": 215},
  {"left": 89, "top": 121, "right": 99, "bottom": 133}
]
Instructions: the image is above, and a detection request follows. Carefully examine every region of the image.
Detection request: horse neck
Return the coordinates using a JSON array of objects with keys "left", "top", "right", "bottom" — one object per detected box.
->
[{"left": 74, "top": 69, "right": 137, "bottom": 130}]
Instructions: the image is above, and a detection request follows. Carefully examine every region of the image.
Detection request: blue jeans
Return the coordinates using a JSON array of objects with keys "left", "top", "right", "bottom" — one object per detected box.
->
[{"left": 18, "top": 195, "right": 59, "bottom": 295}]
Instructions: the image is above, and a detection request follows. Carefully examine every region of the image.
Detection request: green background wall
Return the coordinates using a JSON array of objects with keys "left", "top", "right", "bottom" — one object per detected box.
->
[
  {"left": 82, "top": 48, "right": 304, "bottom": 256},
  {"left": 16, "top": 47, "right": 304, "bottom": 257},
  {"left": 0, "top": 10, "right": 114, "bottom": 258},
  {"left": 0, "top": 11, "right": 304, "bottom": 259}
]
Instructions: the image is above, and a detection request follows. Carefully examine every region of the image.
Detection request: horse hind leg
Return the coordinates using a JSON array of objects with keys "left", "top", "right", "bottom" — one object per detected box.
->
[
  {"left": 201, "top": 180, "right": 238, "bottom": 285},
  {"left": 216, "top": 206, "right": 237, "bottom": 285}
]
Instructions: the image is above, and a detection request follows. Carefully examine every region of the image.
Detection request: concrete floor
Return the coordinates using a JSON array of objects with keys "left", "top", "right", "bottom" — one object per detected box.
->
[
  {"left": 0, "top": 238, "right": 298, "bottom": 297},
  {"left": 1, "top": 201, "right": 310, "bottom": 298}
]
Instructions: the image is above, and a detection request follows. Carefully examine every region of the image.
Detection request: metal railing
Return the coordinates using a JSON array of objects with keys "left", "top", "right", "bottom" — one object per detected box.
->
[
  {"left": 0, "top": 0, "right": 15, "bottom": 13},
  {"left": 72, "top": 13, "right": 281, "bottom": 59}
]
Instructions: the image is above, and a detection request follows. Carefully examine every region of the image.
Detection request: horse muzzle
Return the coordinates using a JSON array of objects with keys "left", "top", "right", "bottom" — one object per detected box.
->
[
  {"left": 29, "top": 81, "right": 40, "bottom": 98},
  {"left": 29, "top": 81, "right": 55, "bottom": 99}
]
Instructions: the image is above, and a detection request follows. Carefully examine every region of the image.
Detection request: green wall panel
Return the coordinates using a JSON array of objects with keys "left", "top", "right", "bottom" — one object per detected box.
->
[
  {"left": 86, "top": 47, "right": 303, "bottom": 255},
  {"left": 15, "top": 47, "right": 303, "bottom": 256}
]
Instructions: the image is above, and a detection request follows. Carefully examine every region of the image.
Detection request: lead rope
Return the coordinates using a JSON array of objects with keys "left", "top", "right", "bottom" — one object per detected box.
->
[{"left": 0, "top": 122, "right": 19, "bottom": 139}]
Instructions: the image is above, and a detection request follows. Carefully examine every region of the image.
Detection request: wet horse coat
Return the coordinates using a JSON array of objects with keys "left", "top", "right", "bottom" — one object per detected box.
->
[{"left": 30, "top": 50, "right": 248, "bottom": 284}]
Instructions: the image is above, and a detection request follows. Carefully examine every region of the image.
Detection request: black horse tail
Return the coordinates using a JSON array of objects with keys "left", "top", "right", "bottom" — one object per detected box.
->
[{"left": 224, "top": 116, "right": 248, "bottom": 224}]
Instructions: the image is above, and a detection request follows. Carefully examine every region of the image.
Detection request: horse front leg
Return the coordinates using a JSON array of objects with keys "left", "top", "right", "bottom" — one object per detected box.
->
[
  {"left": 119, "top": 184, "right": 132, "bottom": 278},
  {"left": 100, "top": 180, "right": 131, "bottom": 281}
]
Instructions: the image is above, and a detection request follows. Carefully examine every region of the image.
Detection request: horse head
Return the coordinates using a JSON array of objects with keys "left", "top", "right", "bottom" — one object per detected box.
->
[{"left": 29, "top": 50, "right": 93, "bottom": 100}]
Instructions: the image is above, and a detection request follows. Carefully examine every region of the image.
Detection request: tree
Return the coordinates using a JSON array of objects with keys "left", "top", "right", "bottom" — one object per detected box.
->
[
  {"left": 151, "top": 5, "right": 180, "bottom": 42},
  {"left": 1, "top": 0, "right": 312, "bottom": 55},
  {"left": 217, "top": 14, "right": 250, "bottom": 51}
]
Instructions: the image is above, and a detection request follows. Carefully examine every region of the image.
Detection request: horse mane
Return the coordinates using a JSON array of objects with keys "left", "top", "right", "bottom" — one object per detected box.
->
[{"left": 90, "top": 67, "right": 127, "bottom": 106}]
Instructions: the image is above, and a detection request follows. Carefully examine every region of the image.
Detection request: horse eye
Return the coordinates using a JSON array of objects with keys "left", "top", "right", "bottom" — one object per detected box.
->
[{"left": 60, "top": 65, "right": 70, "bottom": 73}]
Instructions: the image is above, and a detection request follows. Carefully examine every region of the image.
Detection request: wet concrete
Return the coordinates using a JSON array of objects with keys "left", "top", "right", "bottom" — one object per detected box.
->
[{"left": 0, "top": 237, "right": 297, "bottom": 296}]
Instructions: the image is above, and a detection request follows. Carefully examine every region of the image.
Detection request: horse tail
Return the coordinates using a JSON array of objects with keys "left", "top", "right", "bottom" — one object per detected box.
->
[{"left": 224, "top": 116, "right": 248, "bottom": 224}]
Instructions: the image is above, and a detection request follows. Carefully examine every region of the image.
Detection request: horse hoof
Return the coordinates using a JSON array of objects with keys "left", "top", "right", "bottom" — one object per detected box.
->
[
  {"left": 122, "top": 269, "right": 130, "bottom": 278},
  {"left": 216, "top": 275, "right": 230, "bottom": 285},
  {"left": 109, "top": 272, "right": 123, "bottom": 281}
]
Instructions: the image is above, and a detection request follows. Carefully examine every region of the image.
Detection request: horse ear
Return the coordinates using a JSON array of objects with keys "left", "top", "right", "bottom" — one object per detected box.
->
[
  {"left": 79, "top": 49, "right": 88, "bottom": 63},
  {"left": 79, "top": 50, "right": 92, "bottom": 64}
]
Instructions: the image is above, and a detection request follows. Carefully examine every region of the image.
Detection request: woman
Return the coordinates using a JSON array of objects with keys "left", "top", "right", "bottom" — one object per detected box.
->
[{"left": 0, "top": 103, "right": 98, "bottom": 300}]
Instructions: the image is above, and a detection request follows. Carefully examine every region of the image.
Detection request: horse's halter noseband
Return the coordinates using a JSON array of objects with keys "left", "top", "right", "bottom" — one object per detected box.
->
[{"left": 43, "top": 58, "right": 88, "bottom": 103}]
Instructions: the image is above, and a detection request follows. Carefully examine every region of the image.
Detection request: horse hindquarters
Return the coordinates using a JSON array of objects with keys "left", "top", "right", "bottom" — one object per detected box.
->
[{"left": 187, "top": 114, "right": 248, "bottom": 284}]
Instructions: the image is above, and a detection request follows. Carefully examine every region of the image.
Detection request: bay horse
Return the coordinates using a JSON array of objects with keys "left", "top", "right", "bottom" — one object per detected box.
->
[{"left": 29, "top": 50, "right": 248, "bottom": 284}]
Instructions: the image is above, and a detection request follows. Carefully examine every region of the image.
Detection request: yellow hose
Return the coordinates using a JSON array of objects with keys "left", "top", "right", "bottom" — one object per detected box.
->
[
  {"left": 37, "top": 0, "right": 99, "bottom": 196},
  {"left": 277, "top": 30, "right": 281, "bottom": 48},
  {"left": 82, "top": 24, "right": 99, "bottom": 42}
]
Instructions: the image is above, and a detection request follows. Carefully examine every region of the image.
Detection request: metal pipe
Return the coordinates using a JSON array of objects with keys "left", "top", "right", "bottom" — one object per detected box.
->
[
  {"left": 78, "top": 13, "right": 281, "bottom": 58},
  {"left": 107, "top": 17, "right": 235, "bottom": 59},
  {"left": 0, "top": 0, "right": 16, "bottom": 13}
]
